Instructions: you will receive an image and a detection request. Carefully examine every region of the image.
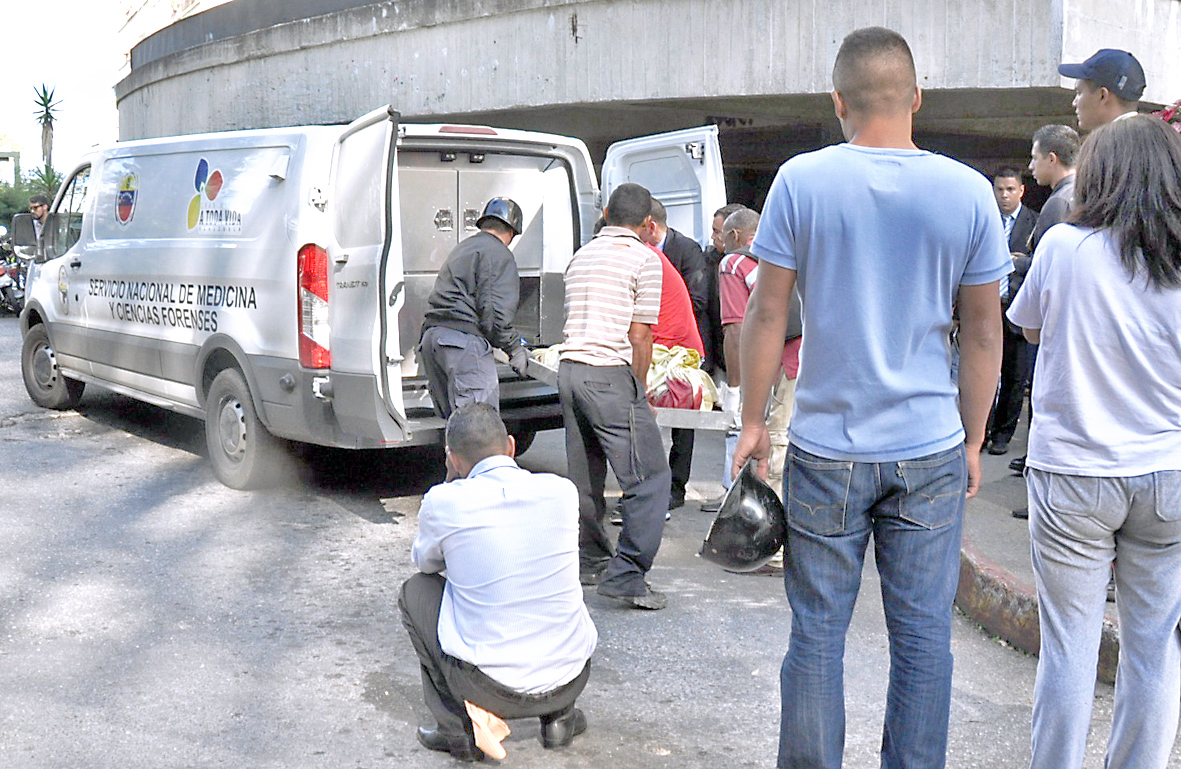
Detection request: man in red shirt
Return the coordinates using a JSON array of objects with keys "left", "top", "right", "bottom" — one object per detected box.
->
[
  {"left": 718, "top": 208, "right": 801, "bottom": 508},
  {"left": 646, "top": 240, "right": 705, "bottom": 512}
]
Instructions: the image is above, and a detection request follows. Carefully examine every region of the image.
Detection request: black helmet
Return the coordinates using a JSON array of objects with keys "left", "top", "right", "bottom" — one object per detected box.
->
[
  {"left": 700, "top": 461, "right": 786, "bottom": 572},
  {"left": 476, "top": 197, "right": 523, "bottom": 236}
]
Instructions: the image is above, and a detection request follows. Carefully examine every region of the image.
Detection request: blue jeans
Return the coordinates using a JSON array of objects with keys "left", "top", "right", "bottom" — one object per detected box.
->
[
  {"left": 1027, "top": 469, "right": 1181, "bottom": 769},
  {"left": 778, "top": 444, "right": 967, "bottom": 769}
]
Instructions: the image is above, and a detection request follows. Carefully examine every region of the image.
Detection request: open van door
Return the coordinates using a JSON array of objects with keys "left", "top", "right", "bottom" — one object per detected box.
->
[
  {"left": 601, "top": 125, "right": 726, "bottom": 248},
  {"left": 326, "top": 105, "right": 409, "bottom": 440}
]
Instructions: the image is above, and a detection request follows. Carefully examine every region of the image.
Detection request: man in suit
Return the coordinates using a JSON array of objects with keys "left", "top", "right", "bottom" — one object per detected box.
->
[
  {"left": 643, "top": 199, "right": 710, "bottom": 511},
  {"left": 702, "top": 203, "right": 748, "bottom": 376},
  {"left": 646, "top": 200, "right": 709, "bottom": 353},
  {"left": 984, "top": 168, "right": 1038, "bottom": 456}
]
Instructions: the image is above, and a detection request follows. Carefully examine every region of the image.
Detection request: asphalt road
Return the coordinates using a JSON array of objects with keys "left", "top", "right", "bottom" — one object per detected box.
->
[{"left": 0, "top": 312, "right": 1155, "bottom": 768}]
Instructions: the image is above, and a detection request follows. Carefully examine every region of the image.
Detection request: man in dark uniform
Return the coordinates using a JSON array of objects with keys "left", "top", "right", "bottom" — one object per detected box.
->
[{"left": 419, "top": 198, "right": 530, "bottom": 418}]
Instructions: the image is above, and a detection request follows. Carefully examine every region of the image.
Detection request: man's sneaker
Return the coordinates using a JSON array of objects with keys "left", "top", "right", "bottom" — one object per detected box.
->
[{"left": 597, "top": 581, "right": 667, "bottom": 610}]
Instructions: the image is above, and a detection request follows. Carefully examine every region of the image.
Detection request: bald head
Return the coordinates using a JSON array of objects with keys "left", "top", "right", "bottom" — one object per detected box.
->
[
  {"left": 832, "top": 27, "right": 917, "bottom": 116},
  {"left": 722, "top": 208, "right": 760, "bottom": 252}
]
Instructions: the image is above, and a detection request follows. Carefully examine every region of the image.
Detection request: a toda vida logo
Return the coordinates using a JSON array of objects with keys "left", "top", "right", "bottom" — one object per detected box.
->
[
  {"left": 116, "top": 172, "right": 138, "bottom": 226},
  {"left": 187, "top": 158, "right": 243, "bottom": 233}
]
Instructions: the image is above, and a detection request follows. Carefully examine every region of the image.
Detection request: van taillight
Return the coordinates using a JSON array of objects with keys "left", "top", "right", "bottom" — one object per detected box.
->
[{"left": 297, "top": 243, "right": 331, "bottom": 369}]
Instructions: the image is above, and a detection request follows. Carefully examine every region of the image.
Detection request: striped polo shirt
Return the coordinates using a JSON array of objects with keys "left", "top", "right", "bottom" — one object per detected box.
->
[{"left": 560, "top": 226, "right": 663, "bottom": 367}]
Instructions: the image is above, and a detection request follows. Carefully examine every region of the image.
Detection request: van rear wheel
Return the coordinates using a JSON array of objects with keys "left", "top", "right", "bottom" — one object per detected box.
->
[
  {"left": 22, "top": 324, "right": 85, "bottom": 409},
  {"left": 205, "top": 368, "right": 282, "bottom": 490},
  {"left": 511, "top": 429, "right": 536, "bottom": 456}
]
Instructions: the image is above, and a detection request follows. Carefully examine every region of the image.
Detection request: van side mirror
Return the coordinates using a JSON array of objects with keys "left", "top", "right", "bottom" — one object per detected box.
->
[{"left": 11, "top": 213, "right": 37, "bottom": 247}]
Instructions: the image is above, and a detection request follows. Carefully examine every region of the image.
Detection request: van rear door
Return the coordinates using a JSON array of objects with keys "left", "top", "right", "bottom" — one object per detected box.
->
[
  {"left": 601, "top": 125, "right": 727, "bottom": 248},
  {"left": 326, "top": 106, "right": 408, "bottom": 437}
]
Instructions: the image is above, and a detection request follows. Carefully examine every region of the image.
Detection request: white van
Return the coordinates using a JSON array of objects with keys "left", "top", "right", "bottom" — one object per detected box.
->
[{"left": 13, "top": 106, "right": 724, "bottom": 489}]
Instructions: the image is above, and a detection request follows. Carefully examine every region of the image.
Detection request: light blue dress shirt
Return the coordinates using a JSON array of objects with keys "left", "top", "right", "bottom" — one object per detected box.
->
[{"left": 412, "top": 455, "right": 598, "bottom": 693}]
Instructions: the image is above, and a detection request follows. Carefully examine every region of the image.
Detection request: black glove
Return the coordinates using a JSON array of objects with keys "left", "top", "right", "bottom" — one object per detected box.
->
[{"left": 508, "top": 345, "right": 531, "bottom": 377}]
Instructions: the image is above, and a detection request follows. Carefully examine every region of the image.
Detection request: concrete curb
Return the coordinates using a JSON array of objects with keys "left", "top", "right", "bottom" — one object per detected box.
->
[{"left": 956, "top": 533, "right": 1120, "bottom": 685}]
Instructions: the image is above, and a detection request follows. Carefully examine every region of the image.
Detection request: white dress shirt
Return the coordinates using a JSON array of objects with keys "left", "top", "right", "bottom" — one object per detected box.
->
[{"left": 412, "top": 455, "right": 598, "bottom": 693}]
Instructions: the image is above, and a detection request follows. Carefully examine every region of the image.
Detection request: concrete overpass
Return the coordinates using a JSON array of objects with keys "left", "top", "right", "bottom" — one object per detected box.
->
[{"left": 116, "top": 0, "right": 1179, "bottom": 206}]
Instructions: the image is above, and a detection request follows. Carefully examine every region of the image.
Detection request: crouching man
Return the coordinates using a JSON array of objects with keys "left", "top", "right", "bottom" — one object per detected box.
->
[{"left": 399, "top": 403, "right": 598, "bottom": 762}]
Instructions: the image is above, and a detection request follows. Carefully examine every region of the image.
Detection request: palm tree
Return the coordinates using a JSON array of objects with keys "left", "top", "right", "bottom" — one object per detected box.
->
[
  {"left": 29, "top": 164, "right": 62, "bottom": 199},
  {"left": 33, "top": 85, "right": 62, "bottom": 169}
]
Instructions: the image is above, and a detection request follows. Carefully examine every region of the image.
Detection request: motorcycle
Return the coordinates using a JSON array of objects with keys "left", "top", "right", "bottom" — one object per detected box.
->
[{"left": 0, "top": 226, "right": 26, "bottom": 314}]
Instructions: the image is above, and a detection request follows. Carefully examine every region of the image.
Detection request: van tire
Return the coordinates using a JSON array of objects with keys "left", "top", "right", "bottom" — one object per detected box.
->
[
  {"left": 22, "top": 324, "right": 85, "bottom": 409},
  {"left": 205, "top": 368, "right": 282, "bottom": 490},
  {"left": 511, "top": 429, "right": 536, "bottom": 456}
]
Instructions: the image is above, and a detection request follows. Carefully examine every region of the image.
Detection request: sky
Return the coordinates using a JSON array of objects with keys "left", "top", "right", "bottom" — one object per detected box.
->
[{"left": 2, "top": 2, "right": 122, "bottom": 184}]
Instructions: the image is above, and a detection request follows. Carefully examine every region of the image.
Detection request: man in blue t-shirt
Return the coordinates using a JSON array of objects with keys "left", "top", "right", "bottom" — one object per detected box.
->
[{"left": 732, "top": 27, "right": 1010, "bottom": 769}]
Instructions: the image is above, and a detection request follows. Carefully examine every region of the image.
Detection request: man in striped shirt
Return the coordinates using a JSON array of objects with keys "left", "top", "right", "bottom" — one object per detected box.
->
[{"left": 559, "top": 183, "right": 671, "bottom": 611}]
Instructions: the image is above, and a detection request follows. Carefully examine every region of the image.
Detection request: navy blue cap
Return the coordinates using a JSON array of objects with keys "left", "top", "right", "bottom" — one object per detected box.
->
[{"left": 1059, "top": 49, "right": 1146, "bottom": 101}]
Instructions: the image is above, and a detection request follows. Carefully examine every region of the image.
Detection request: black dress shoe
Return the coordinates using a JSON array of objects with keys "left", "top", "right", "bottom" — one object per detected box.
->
[
  {"left": 597, "top": 581, "right": 668, "bottom": 610},
  {"left": 579, "top": 561, "right": 607, "bottom": 586},
  {"left": 1012, "top": 507, "right": 1029, "bottom": 519},
  {"left": 987, "top": 438, "right": 1009, "bottom": 455},
  {"left": 700, "top": 495, "right": 725, "bottom": 513},
  {"left": 416, "top": 725, "right": 484, "bottom": 762},
  {"left": 1009, "top": 455, "right": 1026, "bottom": 473},
  {"left": 540, "top": 707, "right": 587, "bottom": 749}
]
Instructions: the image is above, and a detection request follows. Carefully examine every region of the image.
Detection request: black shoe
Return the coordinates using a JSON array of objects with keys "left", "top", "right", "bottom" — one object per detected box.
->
[
  {"left": 597, "top": 581, "right": 668, "bottom": 610},
  {"left": 988, "top": 438, "right": 1009, "bottom": 455},
  {"left": 540, "top": 707, "right": 587, "bottom": 749},
  {"left": 416, "top": 726, "right": 484, "bottom": 762},
  {"left": 700, "top": 495, "right": 725, "bottom": 514},
  {"left": 1012, "top": 507, "right": 1028, "bottom": 519},
  {"left": 579, "top": 562, "right": 607, "bottom": 586},
  {"left": 1009, "top": 455, "right": 1026, "bottom": 473}
]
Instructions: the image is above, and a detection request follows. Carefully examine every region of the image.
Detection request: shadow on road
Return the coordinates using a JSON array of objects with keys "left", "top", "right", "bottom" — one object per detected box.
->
[{"left": 70, "top": 386, "right": 448, "bottom": 524}]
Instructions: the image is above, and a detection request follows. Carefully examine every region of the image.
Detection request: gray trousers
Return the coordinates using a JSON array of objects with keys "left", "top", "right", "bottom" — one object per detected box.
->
[
  {"left": 398, "top": 573, "right": 591, "bottom": 738},
  {"left": 418, "top": 326, "right": 499, "bottom": 418},
  {"left": 1028, "top": 468, "right": 1181, "bottom": 769},
  {"left": 558, "top": 360, "right": 671, "bottom": 596}
]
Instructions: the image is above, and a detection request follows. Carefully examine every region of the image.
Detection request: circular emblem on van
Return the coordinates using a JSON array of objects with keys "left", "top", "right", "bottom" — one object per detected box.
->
[
  {"left": 116, "top": 172, "right": 138, "bottom": 226},
  {"left": 58, "top": 265, "right": 70, "bottom": 315}
]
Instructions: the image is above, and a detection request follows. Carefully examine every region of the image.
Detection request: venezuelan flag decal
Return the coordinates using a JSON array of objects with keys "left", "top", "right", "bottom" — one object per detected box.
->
[{"left": 116, "top": 173, "right": 138, "bottom": 226}]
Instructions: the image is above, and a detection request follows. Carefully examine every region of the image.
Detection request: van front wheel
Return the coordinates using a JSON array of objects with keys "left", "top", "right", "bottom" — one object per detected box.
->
[
  {"left": 22, "top": 324, "right": 85, "bottom": 409},
  {"left": 205, "top": 368, "right": 282, "bottom": 490}
]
